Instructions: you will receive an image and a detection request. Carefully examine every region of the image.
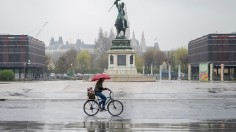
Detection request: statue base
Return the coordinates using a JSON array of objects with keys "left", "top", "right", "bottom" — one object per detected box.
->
[
  {"left": 105, "top": 39, "right": 155, "bottom": 82},
  {"left": 105, "top": 71, "right": 156, "bottom": 82},
  {"left": 110, "top": 39, "right": 132, "bottom": 50}
]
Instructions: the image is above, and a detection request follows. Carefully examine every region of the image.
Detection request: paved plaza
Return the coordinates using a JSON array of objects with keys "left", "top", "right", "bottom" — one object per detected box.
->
[{"left": 0, "top": 80, "right": 236, "bottom": 131}]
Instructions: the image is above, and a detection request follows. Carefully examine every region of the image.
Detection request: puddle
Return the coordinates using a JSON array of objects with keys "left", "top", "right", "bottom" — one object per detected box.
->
[
  {"left": 22, "top": 89, "right": 32, "bottom": 93},
  {"left": 6, "top": 106, "right": 28, "bottom": 109},
  {"left": 8, "top": 93, "right": 26, "bottom": 97},
  {"left": 207, "top": 88, "right": 234, "bottom": 93},
  {"left": 0, "top": 119, "right": 236, "bottom": 131},
  {"left": 116, "top": 91, "right": 126, "bottom": 97},
  {"left": 0, "top": 83, "right": 10, "bottom": 84}
]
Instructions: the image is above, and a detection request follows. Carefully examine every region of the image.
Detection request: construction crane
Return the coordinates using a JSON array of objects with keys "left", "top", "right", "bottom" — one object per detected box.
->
[{"left": 35, "top": 21, "right": 48, "bottom": 38}]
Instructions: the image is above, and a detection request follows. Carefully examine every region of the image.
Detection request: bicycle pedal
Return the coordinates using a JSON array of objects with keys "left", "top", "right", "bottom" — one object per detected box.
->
[{"left": 100, "top": 108, "right": 107, "bottom": 112}]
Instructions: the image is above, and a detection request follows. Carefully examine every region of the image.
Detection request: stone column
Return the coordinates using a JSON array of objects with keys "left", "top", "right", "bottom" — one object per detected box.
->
[
  {"left": 151, "top": 65, "right": 153, "bottom": 75},
  {"left": 168, "top": 65, "right": 171, "bottom": 80},
  {"left": 114, "top": 54, "right": 117, "bottom": 67},
  {"left": 210, "top": 63, "right": 213, "bottom": 81},
  {"left": 108, "top": 54, "right": 110, "bottom": 68},
  {"left": 188, "top": 64, "right": 191, "bottom": 81},
  {"left": 126, "top": 55, "right": 128, "bottom": 67},
  {"left": 178, "top": 65, "right": 181, "bottom": 80},
  {"left": 159, "top": 66, "right": 162, "bottom": 80},
  {"left": 143, "top": 66, "right": 145, "bottom": 75},
  {"left": 133, "top": 54, "right": 136, "bottom": 67},
  {"left": 221, "top": 64, "right": 224, "bottom": 82}
]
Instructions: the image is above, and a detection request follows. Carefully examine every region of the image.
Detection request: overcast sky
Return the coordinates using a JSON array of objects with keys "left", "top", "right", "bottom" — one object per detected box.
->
[{"left": 1, "top": 0, "right": 236, "bottom": 50}]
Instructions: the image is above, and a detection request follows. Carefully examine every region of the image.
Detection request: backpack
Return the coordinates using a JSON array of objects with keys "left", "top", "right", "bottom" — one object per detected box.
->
[{"left": 87, "top": 87, "right": 95, "bottom": 99}]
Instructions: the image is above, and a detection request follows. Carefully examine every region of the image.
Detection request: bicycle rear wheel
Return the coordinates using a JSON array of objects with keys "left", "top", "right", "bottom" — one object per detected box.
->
[
  {"left": 107, "top": 100, "right": 123, "bottom": 116},
  {"left": 83, "top": 100, "right": 99, "bottom": 116}
]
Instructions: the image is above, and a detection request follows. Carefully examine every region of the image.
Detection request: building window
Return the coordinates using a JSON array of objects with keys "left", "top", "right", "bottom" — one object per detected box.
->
[
  {"left": 0, "top": 54, "right": 2, "bottom": 62},
  {"left": 9, "top": 54, "right": 20, "bottom": 62},
  {"left": 118, "top": 55, "right": 126, "bottom": 66}
]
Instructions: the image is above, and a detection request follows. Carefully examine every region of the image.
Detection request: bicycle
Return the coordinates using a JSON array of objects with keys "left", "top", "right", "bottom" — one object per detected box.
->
[{"left": 83, "top": 91, "right": 123, "bottom": 116}]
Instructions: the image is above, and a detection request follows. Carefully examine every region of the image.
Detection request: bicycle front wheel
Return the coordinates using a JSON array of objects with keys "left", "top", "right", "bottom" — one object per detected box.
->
[
  {"left": 107, "top": 100, "right": 123, "bottom": 116},
  {"left": 83, "top": 100, "right": 99, "bottom": 116}
]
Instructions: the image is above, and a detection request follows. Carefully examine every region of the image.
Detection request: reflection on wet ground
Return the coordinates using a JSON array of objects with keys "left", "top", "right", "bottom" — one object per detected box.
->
[
  {"left": 1, "top": 81, "right": 236, "bottom": 131},
  {"left": 0, "top": 119, "right": 236, "bottom": 131}
]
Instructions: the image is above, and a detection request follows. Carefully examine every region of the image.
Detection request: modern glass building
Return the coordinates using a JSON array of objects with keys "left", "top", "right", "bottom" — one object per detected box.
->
[
  {"left": 188, "top": 34, "right": 236, "bottom": 81},
  {"left": 0, "top": 35, "right": 46, "bottom": 80}
]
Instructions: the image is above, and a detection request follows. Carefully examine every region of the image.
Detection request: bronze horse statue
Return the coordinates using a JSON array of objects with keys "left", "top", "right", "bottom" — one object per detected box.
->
[
  {"left": 115, "top": 19, "right": 128, "bottom": 39},
  {"left": 114, "top": 1, "right": 128, "bottom": 39}
]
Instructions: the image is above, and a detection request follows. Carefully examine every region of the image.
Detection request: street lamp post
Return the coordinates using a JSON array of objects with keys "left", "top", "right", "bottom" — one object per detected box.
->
[{"left": 24, "top": 60, "right": 31, "bottom": 81}]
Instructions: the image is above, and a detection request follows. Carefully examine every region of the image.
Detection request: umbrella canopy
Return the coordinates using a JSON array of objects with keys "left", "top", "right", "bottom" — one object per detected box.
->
[{"left": 91, "top": 73, "right": 111, "bottom": 81}]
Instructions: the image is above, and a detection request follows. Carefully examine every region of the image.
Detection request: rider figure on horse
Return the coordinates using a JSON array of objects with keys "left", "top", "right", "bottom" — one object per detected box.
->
[{"left": 114, "top": 0, "right": 128, "bottom": 39}]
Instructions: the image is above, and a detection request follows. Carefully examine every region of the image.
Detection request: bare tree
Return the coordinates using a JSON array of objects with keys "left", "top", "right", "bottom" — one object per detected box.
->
[
  {"left": 171, "top": 47, "right": 188, "bottom": 73},
  {"left": 55, "top": 49, "right": 77, "bottom": 73},
  {"left": 94, "top": 28, "right": 115, "bottom": 72},
  {"left": 144, "top": 48, "right": 166, "bottom": 74},
  {"left": 76, "top": 51, "right": 92, "bottom": 74},
  {"left": 94, "top": 28, "right": 114, "bottom": 55}
]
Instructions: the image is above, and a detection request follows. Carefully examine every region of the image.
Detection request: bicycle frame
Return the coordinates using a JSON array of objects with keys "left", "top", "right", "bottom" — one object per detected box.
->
[
  {"left": 84, "top": 91, "right": 123, "bottom": 116},
  {"left": 95, "top": 92, "right": 113, "bottom": 107}
]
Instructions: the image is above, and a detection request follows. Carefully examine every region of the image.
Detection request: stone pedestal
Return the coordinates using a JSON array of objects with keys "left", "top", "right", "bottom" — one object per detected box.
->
[
  {"left": 106, "top": 39, "right": 155, "bottom": 82},
  {"left": 111, "top": 39, "right": 132, "bottom": 50},
  {"left": 188, "top": 64, "right": 191, "bottom": 81},
  {"left": 221, "top": 64, "right": 224, "bottom": 82}
]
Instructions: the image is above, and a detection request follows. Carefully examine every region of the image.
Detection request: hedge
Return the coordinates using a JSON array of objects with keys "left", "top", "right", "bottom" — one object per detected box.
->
[{"left": 0, "top": 70, "right": 15, "bottom": 81}]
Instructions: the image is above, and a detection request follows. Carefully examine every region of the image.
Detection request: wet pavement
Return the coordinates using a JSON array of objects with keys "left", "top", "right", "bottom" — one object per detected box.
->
[
  {"left": 1, "top": 119, "right": 236, "bottom": 131},
  {"left": 0, "top": 80, "right": 236, "bottom": 131}
]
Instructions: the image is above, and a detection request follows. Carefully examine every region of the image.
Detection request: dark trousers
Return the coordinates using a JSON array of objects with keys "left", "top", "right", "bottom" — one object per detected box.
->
[{"left": 95, "top": 92, "right": 107, "bottom": 108}]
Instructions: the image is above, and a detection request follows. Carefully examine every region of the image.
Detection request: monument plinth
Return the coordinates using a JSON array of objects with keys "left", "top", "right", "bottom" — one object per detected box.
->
[
  {"left": 106, "top": 39, "right": 140, "bottom": 81},
  {"left": 111, "top": 39, "right": 132, "bottom": 50},
  {"left": 105, "top": 0, "right": 155, "bottom": 81},
  {"left": 106, "top": 39, "right": 155, "bottom": 82}
]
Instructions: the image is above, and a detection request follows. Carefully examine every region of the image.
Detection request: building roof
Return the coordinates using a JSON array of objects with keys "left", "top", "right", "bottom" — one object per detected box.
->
[
  {"left": 189, "top": 33, "right": 236, "bottom": 46},
  {"left": 0, "top": 35, "right": 45, "bottom": 46}
]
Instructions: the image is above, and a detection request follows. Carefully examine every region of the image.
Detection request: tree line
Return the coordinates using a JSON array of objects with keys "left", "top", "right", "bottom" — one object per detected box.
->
[{"left": 46, "top": 28, "right": 188, "bottom": 75}]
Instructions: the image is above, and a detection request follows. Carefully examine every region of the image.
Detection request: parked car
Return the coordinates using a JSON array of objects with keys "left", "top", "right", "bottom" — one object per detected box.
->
[
  {"left": 49, "top": 73, "right": 56, "bottom": 79},
  {"left": 76, "top": 73, "right": 84, "bottom": 80},
  {"left": 159, "top": 71, "right": 178, "bottom": 80}
]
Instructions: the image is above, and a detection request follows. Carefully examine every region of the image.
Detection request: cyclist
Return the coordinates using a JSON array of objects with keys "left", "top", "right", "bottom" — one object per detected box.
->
[{"left": 94, "top": 78, "right": 112, "bottom": 111}]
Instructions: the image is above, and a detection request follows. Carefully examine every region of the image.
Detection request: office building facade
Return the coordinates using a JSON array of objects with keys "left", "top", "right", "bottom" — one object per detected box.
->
[
  {"left": 0, "top": 35, "right": 46, "bottom": 79},
  {"left": 188, "top": 34, "right": 236, "bottom": 81}
]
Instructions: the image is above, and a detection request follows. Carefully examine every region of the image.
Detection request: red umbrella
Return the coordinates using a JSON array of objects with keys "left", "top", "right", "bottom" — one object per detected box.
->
[{"left": 91, "top": 73, "right": 111, "bottom": 81}]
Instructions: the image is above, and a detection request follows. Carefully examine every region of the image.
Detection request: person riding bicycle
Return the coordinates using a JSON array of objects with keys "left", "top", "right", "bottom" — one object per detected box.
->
[{"left": 94, "top": 78, "right": 112, "bottom": 111}]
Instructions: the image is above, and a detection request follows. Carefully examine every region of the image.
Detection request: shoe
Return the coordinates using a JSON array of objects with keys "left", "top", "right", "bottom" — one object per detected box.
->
[
  {"left": 98, "top": 103, "right": 102, "bottom": 109},
  {"left": 99, "top": 107, "right": 107, "bottom": 112},
  {"left": 100, "top": 108, "right": 104, "bottom": 112},
  {"left": 98, "top": 106, "right": 102, "bottom": 111}
]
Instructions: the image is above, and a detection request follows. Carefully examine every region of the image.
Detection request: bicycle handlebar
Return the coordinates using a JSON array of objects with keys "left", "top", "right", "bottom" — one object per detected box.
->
[{"left": 109, "top": 91, "right": 114, "bottom": 98}]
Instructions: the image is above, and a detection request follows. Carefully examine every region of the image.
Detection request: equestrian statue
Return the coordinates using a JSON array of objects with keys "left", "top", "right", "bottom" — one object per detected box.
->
[{"left": 109, "top": 0, "right": 129, "bottom": 39}]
